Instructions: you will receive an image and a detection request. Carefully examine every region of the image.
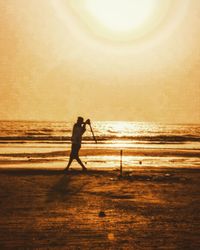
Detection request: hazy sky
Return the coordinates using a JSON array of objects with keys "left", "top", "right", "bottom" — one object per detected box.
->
[{"left": 0, "top": 0, "right": 200, "bottom": 123}]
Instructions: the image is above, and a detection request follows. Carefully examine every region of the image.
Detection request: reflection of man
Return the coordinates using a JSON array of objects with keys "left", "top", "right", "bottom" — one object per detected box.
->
[{"left": 65, "top": 117, "right": 90, "bottom": 171}]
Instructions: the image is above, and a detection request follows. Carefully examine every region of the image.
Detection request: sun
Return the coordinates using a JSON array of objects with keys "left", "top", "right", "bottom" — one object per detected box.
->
[
  {"left": 84, "top": 0, "right": 157, "bottom": 33},
  {"left": 65, "top": 0, "right": 173, "bottom": 41},
  {"left": 52, "top": 0, "right": 189, "bottom": 43}
]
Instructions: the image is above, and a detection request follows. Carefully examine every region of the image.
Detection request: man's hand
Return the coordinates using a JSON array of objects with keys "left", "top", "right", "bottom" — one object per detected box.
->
[{"left": 85, "top": 119, "right": 91, "bottom": 125}]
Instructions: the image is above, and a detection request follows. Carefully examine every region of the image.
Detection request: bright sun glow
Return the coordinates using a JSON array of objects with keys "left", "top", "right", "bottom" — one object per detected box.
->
[
  {"left": 53, "top": 0, "right": 189, "bottom": 43},
  {"left": 85, "top": 0, "right": 157, "bottom": 32},
  {"left": 66, "top": 0, "right": 173, "bottom": 41}
]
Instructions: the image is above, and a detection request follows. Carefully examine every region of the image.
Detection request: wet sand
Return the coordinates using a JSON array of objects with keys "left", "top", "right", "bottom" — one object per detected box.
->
[{"left": 0, "top": 167, "right": 199, "bottom": 249}]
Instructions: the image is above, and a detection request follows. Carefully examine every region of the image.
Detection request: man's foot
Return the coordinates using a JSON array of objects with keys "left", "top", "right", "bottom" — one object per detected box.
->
[
  {"left": 64, "top": 168, "right": 69, "bottom": 172},
  {"left": 82, "top": 167, "right": 87, "bottom": 172}
]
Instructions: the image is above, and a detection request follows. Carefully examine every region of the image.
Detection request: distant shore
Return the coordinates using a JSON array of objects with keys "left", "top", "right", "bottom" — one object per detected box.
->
[{"left": 0, "top": 167, "right": 199, "bottom": 249}]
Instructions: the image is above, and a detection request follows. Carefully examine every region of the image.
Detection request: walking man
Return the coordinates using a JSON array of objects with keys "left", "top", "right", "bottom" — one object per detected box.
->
[{"left": 65, "top": 117, "right": 90, "bottom": 171}]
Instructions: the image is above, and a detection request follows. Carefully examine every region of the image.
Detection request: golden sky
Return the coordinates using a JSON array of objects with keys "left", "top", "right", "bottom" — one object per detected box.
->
[{"left": 0, "top": 0, "right": 200, "bottom": 123}]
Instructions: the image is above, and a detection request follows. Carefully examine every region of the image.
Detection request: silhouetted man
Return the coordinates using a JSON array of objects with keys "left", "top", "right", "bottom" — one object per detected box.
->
[{"left": 65, "top": 117, "right": 90, "bottom": 171}]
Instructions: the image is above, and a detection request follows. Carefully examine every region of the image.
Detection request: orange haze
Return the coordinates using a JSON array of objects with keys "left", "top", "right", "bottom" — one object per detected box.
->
[{"left": 0, "top": 0, "right": 199, "bottom": 123}]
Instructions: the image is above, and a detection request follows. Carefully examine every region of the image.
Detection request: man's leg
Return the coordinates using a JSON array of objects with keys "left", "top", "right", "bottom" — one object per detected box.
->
[
  {"left": 65, "top": 156, "right": 74, "bottom": 171},
  {"left": 65, "top": 143, "right": 76, "bottom": 171},
  {"left": 76, "top": 157, "right": 87, "bottom": 171},
  {"left": 75, "top": 145, "right": 87, "bottom": 171}
]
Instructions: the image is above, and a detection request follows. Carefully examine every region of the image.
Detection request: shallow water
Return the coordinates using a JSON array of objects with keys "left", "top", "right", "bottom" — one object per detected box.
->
[{"left": 0, "top": 121, "right": 199, "bottom": 169}]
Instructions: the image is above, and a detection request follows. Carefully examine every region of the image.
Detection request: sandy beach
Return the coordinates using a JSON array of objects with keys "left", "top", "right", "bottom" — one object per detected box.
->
[{"left": 0, "top": 167, "right": 199, "bottom": 249}]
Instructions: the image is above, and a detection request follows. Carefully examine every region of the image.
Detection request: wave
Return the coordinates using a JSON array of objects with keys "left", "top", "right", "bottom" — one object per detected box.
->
[{"left": 0, "top": 135, "right": 199, "bottom": 144}]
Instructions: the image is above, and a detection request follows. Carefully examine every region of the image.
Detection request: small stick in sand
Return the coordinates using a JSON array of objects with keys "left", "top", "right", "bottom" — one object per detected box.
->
[{"left": 120, "top": 150, "right": 123, "bottom": 177}]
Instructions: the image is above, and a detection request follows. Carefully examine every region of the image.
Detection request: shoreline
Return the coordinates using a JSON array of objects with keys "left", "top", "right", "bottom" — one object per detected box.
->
[
  {"left": 1, "top": 147, "right": 200, "bottom": 157},
  {"left": 0, "top": 165, "right": 200, "bottom": 172}
]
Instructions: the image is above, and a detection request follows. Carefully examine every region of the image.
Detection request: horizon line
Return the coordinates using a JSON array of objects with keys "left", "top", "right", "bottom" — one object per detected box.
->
[{"left": 0, "top": 119, "right": 199, "bottom": 125}]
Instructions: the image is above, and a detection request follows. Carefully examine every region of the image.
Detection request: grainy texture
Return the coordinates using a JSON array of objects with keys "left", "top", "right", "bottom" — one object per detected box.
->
[{"left": 0, "top": 168, "right": 199, "bottom": 249}]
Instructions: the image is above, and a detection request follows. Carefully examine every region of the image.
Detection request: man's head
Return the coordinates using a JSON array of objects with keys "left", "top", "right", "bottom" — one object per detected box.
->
[{"left": 77, "top": 116, "right": 84, "bottom": 125}]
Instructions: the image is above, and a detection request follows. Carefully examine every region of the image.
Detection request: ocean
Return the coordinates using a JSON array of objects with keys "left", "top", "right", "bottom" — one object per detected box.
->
[{"left": 0, "top": 121, "right": 199, "bottom": 169}]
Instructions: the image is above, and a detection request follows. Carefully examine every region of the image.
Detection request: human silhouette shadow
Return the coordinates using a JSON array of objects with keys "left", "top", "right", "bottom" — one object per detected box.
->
[{"left": 47, "top": 173, "right": 88, "bottom": 203}]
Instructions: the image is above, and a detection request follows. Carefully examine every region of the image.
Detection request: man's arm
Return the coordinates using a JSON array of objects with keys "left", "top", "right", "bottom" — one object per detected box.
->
[
  {"left": 81, "top": 123, "right": 86, "bottom": 134},
  {"left": 81, "top": 119, "right": 90, "bottom": 134}
]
